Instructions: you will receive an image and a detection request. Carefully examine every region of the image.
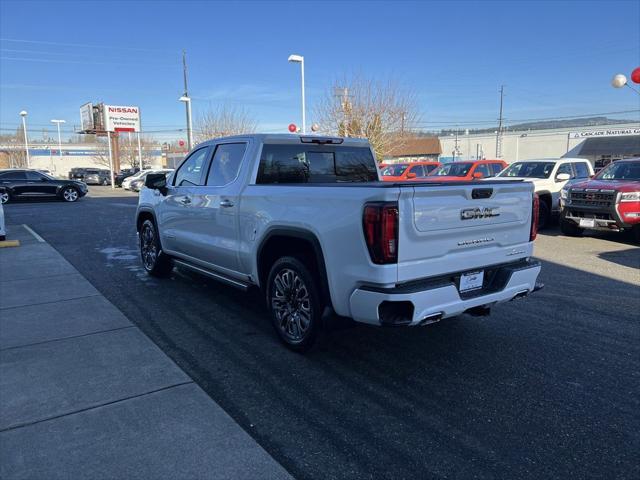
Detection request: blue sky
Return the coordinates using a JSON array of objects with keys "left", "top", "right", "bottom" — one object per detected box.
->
[{"left": 1, "top": 0, "right": 639, "bottom": 142}]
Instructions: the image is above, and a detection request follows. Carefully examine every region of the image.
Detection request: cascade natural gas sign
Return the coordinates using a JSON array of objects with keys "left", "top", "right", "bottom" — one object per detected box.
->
[
  {"left": 569, "top": 128, "right": 640, "bottom": 139},
  {"left": 104, "top": 105, "right": 141, "bottom": 132}
]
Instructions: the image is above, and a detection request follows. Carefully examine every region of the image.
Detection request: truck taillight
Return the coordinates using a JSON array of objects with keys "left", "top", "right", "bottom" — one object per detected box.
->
[
  {"left": 363, "top": 202, "right": 399, "bottom": 264},
  {"left": 530, "top": 193, "right": 539, "bottom": 241}
]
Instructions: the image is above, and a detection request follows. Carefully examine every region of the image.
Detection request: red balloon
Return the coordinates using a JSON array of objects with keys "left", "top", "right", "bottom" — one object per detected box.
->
[
  {"left": 288, "top": 123, "right": 297, "bottom": 133},
  {"left": 178, "top": 140, "right": 185, "bottom": 146},
  {"left": 631, "top": 67, "right": 640, "bottom": 84}
]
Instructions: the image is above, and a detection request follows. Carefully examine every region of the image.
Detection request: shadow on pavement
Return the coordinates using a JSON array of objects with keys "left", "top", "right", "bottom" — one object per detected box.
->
[{"left": 598, "top": 247, "right": 640, "bottom": 269}]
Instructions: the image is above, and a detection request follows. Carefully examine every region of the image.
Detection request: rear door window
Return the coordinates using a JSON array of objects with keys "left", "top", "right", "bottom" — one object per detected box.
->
[
  {"left": 257, "top": 144, "right": 377, "bottom": 184},
  {"left": 0, "top": 171, "right": 27, "bottom": 180},
  {"left": 206, "top": 143, "right": 247, "bottom": 186}
]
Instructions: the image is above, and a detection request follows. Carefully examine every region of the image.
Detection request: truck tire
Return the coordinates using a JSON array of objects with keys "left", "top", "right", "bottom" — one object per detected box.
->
[
  {"left": 267, "top": 256, "right": 324, "bottom": 352},
  {"left": 538, "top": 200, "right": 550, "bottom": 230},
  {"left": 139, "top": 219, "right": 173, "bottom": 277},
  {"left": 560, "top": 214, "right": 583, "bottom": 237}
]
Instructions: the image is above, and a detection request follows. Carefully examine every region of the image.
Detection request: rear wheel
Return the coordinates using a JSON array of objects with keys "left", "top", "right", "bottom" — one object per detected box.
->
[
  {"left": 267, "top": 256, "right": 323, "bottom": 352},
  {"left": 0, "top": 191, "right": 10, "bottom": 204},
  {"left": 560, "top": 213, "right": 583, "bottom": 237},
  {"left": 61, "top": 186, "right": 79, "bottom": 202},
  {"left": 139, "top": 219, "right": 173, "bottom": 277},
  {"left": 102, "top": 178, "right": 109, "bottom": 186}
]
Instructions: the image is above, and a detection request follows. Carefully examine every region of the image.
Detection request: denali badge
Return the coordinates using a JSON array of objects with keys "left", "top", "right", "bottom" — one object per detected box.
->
[{"left": 460, "top": 207, "right": 500, "bottom": 220}]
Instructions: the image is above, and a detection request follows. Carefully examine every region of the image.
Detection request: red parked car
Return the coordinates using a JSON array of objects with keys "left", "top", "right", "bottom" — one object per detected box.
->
[
  {"left": 560, "top": 158, "right": 640, "bottom": 242},
  {"left": 425, "top": 160, "right": 507, "bottom": 181},
  {"left": 380, "top": 161, "right": 441, "bottom": 181}
]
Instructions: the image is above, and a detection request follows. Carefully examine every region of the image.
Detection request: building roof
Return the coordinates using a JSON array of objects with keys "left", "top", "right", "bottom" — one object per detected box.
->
[
  {"left": 387, "top": 137, "right": 442, "bottom": 157},
  {"left": 577, "top": 135, "right": 640, "bottom": 156}
]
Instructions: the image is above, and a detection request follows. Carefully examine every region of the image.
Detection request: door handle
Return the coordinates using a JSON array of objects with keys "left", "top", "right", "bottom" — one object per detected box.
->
[
  {"left": 219, "top": 199, "right": 234, "bottom": 208},
  {"left": 180, "top": 197, "right": 191, "bottom": 205}
]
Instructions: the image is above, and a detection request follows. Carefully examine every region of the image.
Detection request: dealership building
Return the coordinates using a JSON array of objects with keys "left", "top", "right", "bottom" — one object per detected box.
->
[{"left": 439, "top": 122, "right": 640, "bottom": 168}]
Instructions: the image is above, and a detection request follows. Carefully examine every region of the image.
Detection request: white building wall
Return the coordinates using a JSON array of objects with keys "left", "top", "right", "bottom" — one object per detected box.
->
[{"left": 439, "top": 122, "right": 639, "bottom": 164}]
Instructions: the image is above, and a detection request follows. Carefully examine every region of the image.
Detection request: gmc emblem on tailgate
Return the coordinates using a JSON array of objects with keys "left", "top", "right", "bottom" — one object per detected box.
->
[{"left": 460, "top": 207, "right": 500, "bottom": 220}]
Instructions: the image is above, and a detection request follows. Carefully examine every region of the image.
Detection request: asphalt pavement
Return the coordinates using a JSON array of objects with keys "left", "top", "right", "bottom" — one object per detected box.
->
[{"left": 2, "top": 186, "right": 639, "bottom": 479}]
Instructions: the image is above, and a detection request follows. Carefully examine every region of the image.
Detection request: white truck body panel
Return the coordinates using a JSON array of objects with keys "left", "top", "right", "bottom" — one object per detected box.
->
[{"left": 138, "top": 134, "right": 542, "bottom": 326}]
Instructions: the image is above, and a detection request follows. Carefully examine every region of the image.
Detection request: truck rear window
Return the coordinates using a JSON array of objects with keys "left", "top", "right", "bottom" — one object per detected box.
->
[{"left": 257, "top": 144, "right": 378, "bottom": 184}]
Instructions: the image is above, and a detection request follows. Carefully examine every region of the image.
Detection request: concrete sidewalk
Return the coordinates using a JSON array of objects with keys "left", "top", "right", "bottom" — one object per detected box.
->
[{"left": 0, "top": 224, "right": 291, "bottom": 480}]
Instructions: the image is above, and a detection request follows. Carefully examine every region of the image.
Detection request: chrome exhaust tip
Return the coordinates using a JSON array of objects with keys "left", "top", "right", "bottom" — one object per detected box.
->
[{"left": 419, "top": 312, "right": 443, "bottom": 326}]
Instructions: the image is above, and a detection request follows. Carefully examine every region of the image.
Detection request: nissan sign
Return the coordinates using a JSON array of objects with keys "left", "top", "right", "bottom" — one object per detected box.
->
[{"left": 103, "top": 105, "right": 141, "bottom": 132}]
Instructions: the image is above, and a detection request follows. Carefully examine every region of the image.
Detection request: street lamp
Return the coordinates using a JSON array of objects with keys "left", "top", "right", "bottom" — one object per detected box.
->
[
  {"left": 50, "top": 119, "right": 66, "bottom": 164},
  {"left": 19, "top": 110, "right": 30, "bottom": 168},
  {"left": 179, "top": 96, "right": 193, "bottom": 151},
  {"left": 288, "top": 54, "right": 306, "bottom": 134}
]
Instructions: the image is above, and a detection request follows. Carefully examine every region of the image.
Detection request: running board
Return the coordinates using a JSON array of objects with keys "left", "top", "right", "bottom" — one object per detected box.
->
[{"left": 172, "top": 259, "right": 250, "bottom": 291}]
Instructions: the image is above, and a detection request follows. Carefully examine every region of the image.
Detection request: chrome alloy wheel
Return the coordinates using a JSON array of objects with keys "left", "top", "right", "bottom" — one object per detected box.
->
[
  {"left": 140, "top": 223, "right": 158, "bottom": 271},
  {"left": 271, "top": 268, "right": 312, "bottom": 342},
  {"left": 0, "top": 192, "right": 8, "bottom": 204},
  {"left": 62, "top": 188, "right": 78, "bottom": 202}
]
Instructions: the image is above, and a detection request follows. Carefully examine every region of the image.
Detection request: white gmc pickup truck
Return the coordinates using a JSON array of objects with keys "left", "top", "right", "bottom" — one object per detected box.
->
[{"left": 137, "top": 134, "right": 542, "bottom": 351}]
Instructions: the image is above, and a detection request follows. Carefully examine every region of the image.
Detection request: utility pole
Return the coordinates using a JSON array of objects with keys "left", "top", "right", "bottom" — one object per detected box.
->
[
  {"left": 496, "top": 85, "right": 505, "bottom": 158},
  {"left": 182, "top": 50, "right": 193, "bottom": 151}
]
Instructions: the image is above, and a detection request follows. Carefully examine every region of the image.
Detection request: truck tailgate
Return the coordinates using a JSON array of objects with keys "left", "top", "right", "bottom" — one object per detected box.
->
[{"left": 397, "top": 181, "right": 534, "bottom": 283}]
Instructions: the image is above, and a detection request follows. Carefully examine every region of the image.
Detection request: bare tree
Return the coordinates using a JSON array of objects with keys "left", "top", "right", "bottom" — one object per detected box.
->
[
  {"left": 195, "top": 104, "right": 257, "bottom": 143},
  {"left": 315, "top": 74, "right": 420, "bottom": 161},
  {"left": 90, "top": 135, "right": 157, "bottom": 171},
  {"left": 0, "top": 128, "right": 28, "bottom": 168}
]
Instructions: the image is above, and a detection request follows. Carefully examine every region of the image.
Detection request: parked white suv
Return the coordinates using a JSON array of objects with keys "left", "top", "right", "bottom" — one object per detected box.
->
[
  {"left": 496, "top": 158, "right": 594, "bottom": 228},
  {"left": 136, "top": 134, "right": 542, "bottom": 351}
]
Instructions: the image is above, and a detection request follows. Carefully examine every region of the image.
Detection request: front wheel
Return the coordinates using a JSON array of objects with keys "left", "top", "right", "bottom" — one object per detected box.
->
[
  {"left": 538, "top": 200, "right": 550, "bottom": 230},
  {"left": 61, "top": 186, "right": 79, "bottom": 202},
  {"left": 267, "top": 256, "right": 324, "bottom": 352},
  {"left": 139, "top": 219, "right": 173, "bottom": 277},
  {"left": 633, "top": 225, "right": 640, "bottom": 244}
]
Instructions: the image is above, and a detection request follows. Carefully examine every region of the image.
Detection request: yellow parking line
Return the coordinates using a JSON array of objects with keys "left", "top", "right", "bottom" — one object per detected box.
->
[{"left": 0, "top": 240, "right": 20, "bottom": 248}]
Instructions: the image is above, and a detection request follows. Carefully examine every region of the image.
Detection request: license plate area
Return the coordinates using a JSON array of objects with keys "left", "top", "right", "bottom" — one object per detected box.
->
[
  {"left": 459, "top": 270, "right": 484, "bottom": 292},
  {"left": 579, "top": 218, "right": 596, "bottom": 228}
]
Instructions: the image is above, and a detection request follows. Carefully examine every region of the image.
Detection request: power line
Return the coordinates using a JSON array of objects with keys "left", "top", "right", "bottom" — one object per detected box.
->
[{"left": 0, "top": 38, "right": 177, "bottom": 54}]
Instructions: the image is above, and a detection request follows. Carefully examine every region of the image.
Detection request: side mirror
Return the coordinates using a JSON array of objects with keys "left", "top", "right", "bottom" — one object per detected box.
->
[
  {"left": 472, "top": 171, "right": 484, "bottom": 179},
  {"left": 145, "top": 173, "right": 167, "bottom": 194},
  {"left": 406, "top": 172, "right": 417, "bottom": 179},
  {"left": 556, "top": 173, "right": 571, "bottom": 182}
]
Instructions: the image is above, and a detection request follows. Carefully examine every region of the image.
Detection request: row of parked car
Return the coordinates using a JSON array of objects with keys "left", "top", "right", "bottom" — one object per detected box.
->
[
  {"left": 380, "top": 157, "right": 640, "bottom": 241},
  {"left": 66, "top": 167, "right": 174, "bottom": 192}
]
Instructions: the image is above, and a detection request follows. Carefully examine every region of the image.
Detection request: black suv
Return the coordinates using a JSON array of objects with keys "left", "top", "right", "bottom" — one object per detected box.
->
[
  {"left": 115, "top": 168, "right": 140, "bottom": 187},
  {"left": 0, "top": 169, "right": 88, "bottom": 204}
]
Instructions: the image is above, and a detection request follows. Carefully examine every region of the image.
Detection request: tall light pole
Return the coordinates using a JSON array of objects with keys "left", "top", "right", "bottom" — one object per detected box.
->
[
  {"left": 19, "top": 110, "right": 30, "bottom": 168},
  {"left": 179, "top": 96, "right": 193, "bottom": 150},
  {"left": 50, "top": 119, "right": 65, "bottom": 165},
  {"left": 288, "top": 54, "right": 306, "bottom": 134}
]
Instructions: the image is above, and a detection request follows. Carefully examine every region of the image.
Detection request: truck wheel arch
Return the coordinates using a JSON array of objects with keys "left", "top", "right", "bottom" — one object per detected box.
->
[{"left": 256, "top": 228, "right": 332, "bottom": 308}]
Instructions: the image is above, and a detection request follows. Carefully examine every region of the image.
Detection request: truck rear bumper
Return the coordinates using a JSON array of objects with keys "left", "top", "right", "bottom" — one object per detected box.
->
[{"left": 349, "top": 259, "right": 542, "bottom": 326}]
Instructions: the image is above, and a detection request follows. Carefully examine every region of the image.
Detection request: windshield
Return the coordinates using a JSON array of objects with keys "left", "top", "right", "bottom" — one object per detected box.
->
[
  {"left": 381, "top": 164, "right": 408, "bottom": 176},
  {"left": 430, "top": 163, "right": 473, "bottom": 177},
  {"left": 499, "top": 162, "right": 555, "bottom": 178},
  {"left": 595, "top": 161, "right": 640, "bottom": 181}
]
